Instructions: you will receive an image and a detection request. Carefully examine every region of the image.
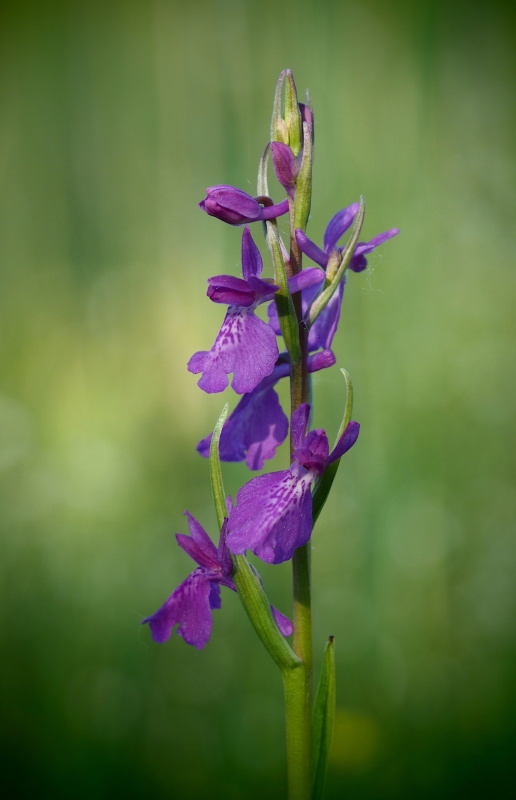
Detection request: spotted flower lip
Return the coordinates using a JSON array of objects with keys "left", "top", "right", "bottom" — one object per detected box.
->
[
  {"left": 141, "top": 511, "right": 293, "bottom": 649},
  {"left": 295, "top": 203, "right": 399, "bottom": 273},
  {"left": 199, "top": 185, "right": 290, "bottom": 225},
  {"left": 188, "top": 227, "right": 280, "bottom": 395},
  {"left": 226, "top": 404, "right": 360, "bottom": 564}
]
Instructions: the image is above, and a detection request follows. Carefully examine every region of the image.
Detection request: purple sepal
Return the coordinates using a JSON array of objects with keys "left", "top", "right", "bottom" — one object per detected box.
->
[
  {"left": 188, "top": 308, "right": 279, "bottom": 394},
  {"left": 323, "top": 203, "right": 360, "bottom": 252},
  {"left": 199, "top": 185, "right": 289, "bottom": 226},
  {"left": 349, "top": 228, "right": 400, "bottom": 272},
  {"left": 295, "top": 230, "right": 328, "bottom": 268},
  {"left": 207, "top": 275, "right": 257, "bottom": 307},
  {"left": 241, "top": 225, "right": 263, "bottom": 280},
  {"left": 326, "top": 420, "right": 360, "bottom": 464},
  {"left": 206, "top": 274, "right": 278, "bottom": 307}
]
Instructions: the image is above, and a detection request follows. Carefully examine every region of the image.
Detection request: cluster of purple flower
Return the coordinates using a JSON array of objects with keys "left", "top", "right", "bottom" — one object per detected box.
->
[{"left": 143, "top": 71, "right": 398, "bottom": 650}]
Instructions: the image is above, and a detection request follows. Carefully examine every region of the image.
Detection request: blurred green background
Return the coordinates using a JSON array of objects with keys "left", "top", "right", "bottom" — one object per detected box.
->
[{"left": 1, "top": 0, "right": 515, "bottom": 797}]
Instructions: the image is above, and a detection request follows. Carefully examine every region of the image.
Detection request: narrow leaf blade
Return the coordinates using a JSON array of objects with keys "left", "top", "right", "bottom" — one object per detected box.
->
[{"left": 312, "top": 636, "right": 336, "bottom": 800}]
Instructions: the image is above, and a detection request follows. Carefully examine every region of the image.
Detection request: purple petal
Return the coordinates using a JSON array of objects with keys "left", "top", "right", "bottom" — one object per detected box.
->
[
  {"left": 175, "top": 534, "right": 220, "bottom": 571},
  {"left": 174, "top": 511, "right": 219, "bottom": 570},
  {"left": 141, "top": 569, "right": 216, "bottom": 649},
  {"left": 295, "top": 230, "right": 329, "bottom": 268},
  {"left": 226, "top": 468, "right": 315, "bottom": 564},
  {"left": 197, "top": 384, "right": 288, "bottom": 470},
  {"left": 349, "top": 228, "right": 399, "bottom": 273},
  {"left": 241, "top": 226, "right": 263, "bottom": 281},
  {"left": 288, "top": 267, "right": 324, "bottom": 295},
  {"left": 355, "top": 228, "right": 399, "bottom": 255},
  {"left": 327, "top": 420, "right": 360, "bottom": 465},
  {"left": 307, "top": 349, "right": 336, "bottom": 372},
  {"left": 207, "top": 275, "right": 256, "bottom": 307},
  {"left": 323, "top": 203, "right": 360, "bottom": 252},
  {"left": 271, "top": 606, "right": 293, "bottom": 637},
  {"left": 246, "top": 276, "right": 279, "bottom": 303},
  {"left": 290, "top": 403, "right": 310, "bottom": 450},
  {"left": 307, "top": 278, "right": 345, "bottom": 351},
  {"left": 188, "top": 308, "right": 279, "bottom": 395}
]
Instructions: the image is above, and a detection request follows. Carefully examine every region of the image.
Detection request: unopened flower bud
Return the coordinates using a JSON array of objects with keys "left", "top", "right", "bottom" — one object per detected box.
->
[
  {"left": 199, "top": 185, "right": 289, "bottom": 226},
  {"left": 270, "top": 142, "right": 299, "bottom": 195},
  {"left": 270, "top": 69, "right": 303, "bottom": 156}
]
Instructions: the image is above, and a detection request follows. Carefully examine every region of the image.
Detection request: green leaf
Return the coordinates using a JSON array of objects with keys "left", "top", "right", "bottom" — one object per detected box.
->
[
  {"left": 312, "top": 369, "right": 353, "bottom": 524},
  {"left": 312, "top": 636, "right": 336, "bottom": 800}
]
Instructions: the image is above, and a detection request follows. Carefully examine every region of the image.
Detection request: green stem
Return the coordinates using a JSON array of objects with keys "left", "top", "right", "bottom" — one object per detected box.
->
[
  {"left": 283, "top": 660, "right": 312, "bottom": 800},
  {"left": 285, "top": 190, "right": 313, "bottom": 800}
]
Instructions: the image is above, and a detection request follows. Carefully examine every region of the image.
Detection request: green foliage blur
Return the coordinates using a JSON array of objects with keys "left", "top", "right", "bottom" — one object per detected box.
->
[{"left": 1, "top": 1, "right": 515, "bottom": 797}]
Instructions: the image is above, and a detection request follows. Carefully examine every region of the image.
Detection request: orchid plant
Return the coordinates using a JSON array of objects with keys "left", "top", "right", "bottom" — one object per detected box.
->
[{"left": 142, "top": 70, "right": 398, "bottom": 800}]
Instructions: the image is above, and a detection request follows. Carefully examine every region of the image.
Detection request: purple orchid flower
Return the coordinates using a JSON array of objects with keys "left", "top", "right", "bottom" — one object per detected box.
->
[
  {"left": 197, "top": 349, "right": 336, "bottom": 471},
  {"left": 295, "top": 202, "right": 399, "bottom": 273},
  {"left": 188, "top": 227, "right": 280, "bottom": 394},
  {"left": 226, "top": 404, "right": 360, "bottom": 564},
  {"left": 199, "top": 185, "right": 289, "bottom": 226},
  {"left": 142, "top": 510, "right": 293, "bottom": 649}
]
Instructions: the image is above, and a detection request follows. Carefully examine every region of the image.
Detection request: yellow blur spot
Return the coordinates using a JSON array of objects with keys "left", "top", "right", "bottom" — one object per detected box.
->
[{"left": 329, "top": 708, "right": 380, "bottom": 772}]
